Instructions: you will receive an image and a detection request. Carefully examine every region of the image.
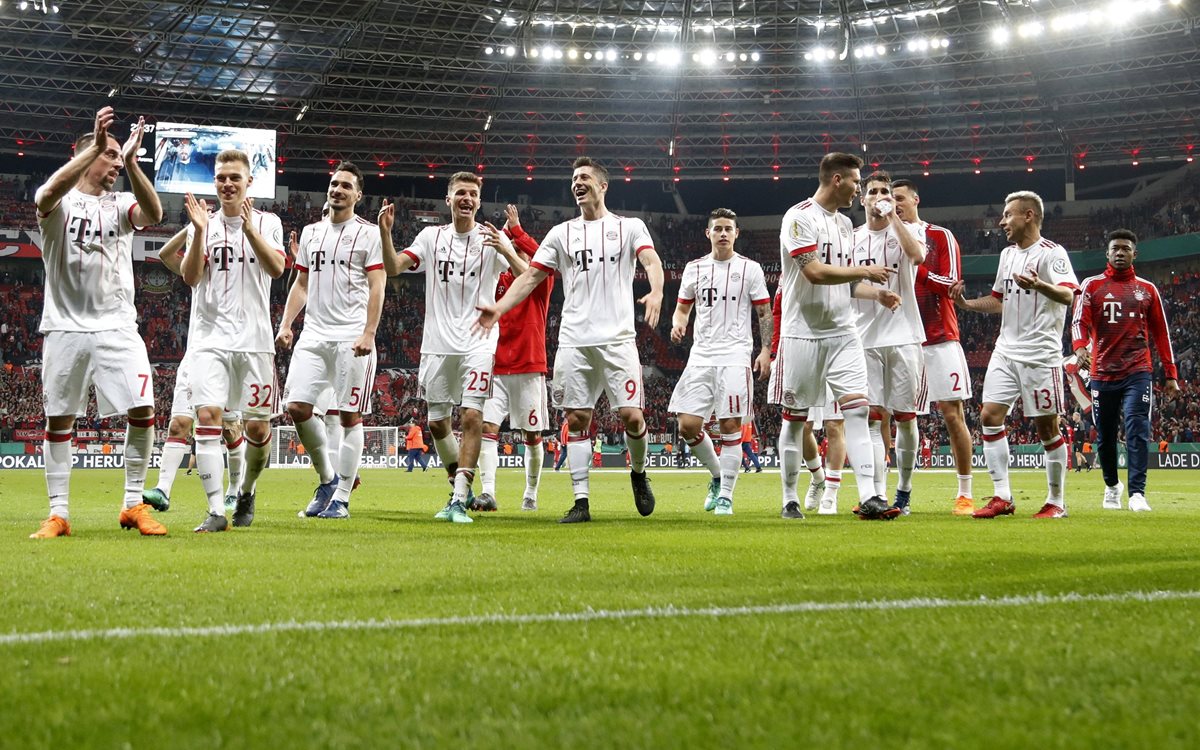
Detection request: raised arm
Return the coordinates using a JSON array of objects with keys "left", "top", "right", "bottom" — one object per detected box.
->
[
  {"left": 121, "top": 116, "right": 163, "bottom": 227},
  {"left": 238, "top": 199, "right": 285, "bottom": 278},
  {"left": 636, "top": 248, "right": 665, "bottom": 327},
  {"left": 795, "top": 248, "right": 893, "bottom": 285},
  {"left": 158, "top": 227, "right": 189, "bottom": 276},
  {"left": 35, "top": 108, "right": 114, "bottom": 216},
  {"left": 482, "top": 221, "right": 528, "bottom": 276},
  {"left": 889, "top": 211, "right": 925, "bottom": 264},
  {"left": 180, "top": 193, "right": 209, "bottom": 288},
  {"left": 378, "top": 199, "right": 416, "bottom": 275}
]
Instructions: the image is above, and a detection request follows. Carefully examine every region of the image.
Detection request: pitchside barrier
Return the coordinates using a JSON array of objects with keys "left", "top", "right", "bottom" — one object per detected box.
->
[{"left": 4, "top": 444, "right": 1200, "bottom": 470}]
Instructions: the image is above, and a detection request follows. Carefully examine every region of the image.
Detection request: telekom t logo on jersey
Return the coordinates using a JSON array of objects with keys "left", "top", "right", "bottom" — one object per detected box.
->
[
  {"left": 1102, "top": 300, "right": 1123, "bottom": 323},
  {"left": 572, "top": 249, "right": 593, "bottom": 272},
  {"left": 699, "top": 287, "right": 719, "bottom": 306},
  {"left": 309, "top": 250, "right": 327, "bottom": 273},
  {"left": 437, "top": 259, "right": 455, "bottom": 282},
  {"left": 68, "top": 217, "right": 93, "bottom": 247}
]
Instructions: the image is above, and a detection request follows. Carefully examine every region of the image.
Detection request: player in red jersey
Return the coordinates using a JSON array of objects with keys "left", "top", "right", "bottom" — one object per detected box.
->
[
  {"left": 475, "top": 204, "right": 555, "bottom": 512},
  {"left": 892, "top": 179, "right": 976, "bottom": 515},
  {"left": 1071, "top": 229, "right": 1179, "bottom": 512}
]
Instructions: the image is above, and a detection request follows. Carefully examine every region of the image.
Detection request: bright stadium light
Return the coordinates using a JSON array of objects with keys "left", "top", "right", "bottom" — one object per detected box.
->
[
  {"left": 992, "top": 28, "right": 1010, "bottom": 45},
  {"left": 658, "top": 48, "right": 681, "bottom": 65},
  {"left": 1018, "top": 22, "right": 1043, "bottom": 38},
  {"left": 504, "top": 46, "right": 516, "bottom": 56},
  {"left": 605, "top": 48, "right": 618, "bottom": 61},
  {"left": 750, "top": 51, "right": 761, "bottom": 61},
  {"left": 529, "top": 48, "right": 539, "bottom": 58}
]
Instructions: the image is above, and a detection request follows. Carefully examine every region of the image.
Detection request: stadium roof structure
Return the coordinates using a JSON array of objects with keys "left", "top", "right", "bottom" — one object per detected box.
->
[{"left": 2, "top": 0, "right": 1198, "bottom": 181}]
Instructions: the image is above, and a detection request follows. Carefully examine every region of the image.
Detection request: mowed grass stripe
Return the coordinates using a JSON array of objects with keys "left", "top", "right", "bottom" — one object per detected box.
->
[{"left": 4, "top": 588, "right": 1197, "bottom": 646}]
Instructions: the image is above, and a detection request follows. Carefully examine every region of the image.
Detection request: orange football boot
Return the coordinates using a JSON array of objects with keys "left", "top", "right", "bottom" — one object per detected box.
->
[
  {"left": 30, "top": 515, "right": 71, "bottom": 539},
  {"left": 119, "top": 503, "right": 168, "bottom": 536},
  {"left": 952, "top": 495, "right": 975, "bottom": 515}
]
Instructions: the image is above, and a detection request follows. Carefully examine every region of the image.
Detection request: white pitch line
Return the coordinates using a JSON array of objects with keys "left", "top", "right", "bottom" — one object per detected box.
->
[{"left": 3, "top": 589, "right": 1198, "bottom": 647}]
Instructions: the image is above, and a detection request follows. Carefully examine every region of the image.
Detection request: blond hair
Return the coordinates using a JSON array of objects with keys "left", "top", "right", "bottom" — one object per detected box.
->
[{"left": 1005, "top": 190, "right": 1044, "bottom": 224}]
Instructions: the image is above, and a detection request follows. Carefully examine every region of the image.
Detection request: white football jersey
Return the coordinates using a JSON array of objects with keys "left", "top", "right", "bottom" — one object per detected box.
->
[
  {"left": 530, "top": 214, "right": 654, "bottom": 347},
  {"left": 778, "top": 199, "right": 857, "bottom": 339},
  {"left": 295, "top": 215, "right": 384, "bottom": 341},
  {"left": 851, "top": 224, "right": 926, "bottom": 349},
  {"left": 186, "top": 209, "right": 284, "bottom": 353},
  {"left": 37, "top": 188, "right": 141, "bottom": 332},
  {"left": 404, "top": 223, "right": 509, "bottom": 355},
  {"left": 992, "top": 237, "right": 1079, "bottom": 367},
  {"left": 678, "top": 253, "right": 770, "bottom": 366}
]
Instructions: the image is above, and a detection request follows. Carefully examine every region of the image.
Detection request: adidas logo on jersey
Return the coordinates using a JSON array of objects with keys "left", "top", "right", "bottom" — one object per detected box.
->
[{"left": 1104, "top": 293, "right": 1115, "bottom": 299}]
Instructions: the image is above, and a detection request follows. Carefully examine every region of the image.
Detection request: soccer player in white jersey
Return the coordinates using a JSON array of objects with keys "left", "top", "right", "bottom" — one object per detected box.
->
[
  {"left": 143, "top": 228, "right": 246, "bottom": 514},
  {"left": 277, "top": 162, "right": 385, "bottom": 520},
  {"left": 775, "top": 152, "right": 901, "bottom": 521},
  {"left": 950, "top": 191, "right": 1079, "bottom": 519},
  {"left": 475, "top": 156, "right": 666, "bottom": 524},
  {"left": 667, "top": 208, "right": 772, "bottom": 515},
  {"left": 851, "top": 171, "right": 927, "bottom": 515},
  {"left": 379, "top": 172, "right": 527, "bottom": 523},
  {"left": 891, "top": 179, "right": 976, "bottom": 515},
  {"left": 30, "top": 107, "right": 167, "bottom": 538},
  {"left": 181, "top": 149, "right": 286, "bottom": 532}
]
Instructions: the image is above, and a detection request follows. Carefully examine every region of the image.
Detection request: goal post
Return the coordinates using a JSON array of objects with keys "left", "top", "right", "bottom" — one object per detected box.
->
[{"left": 271, "top": 425, "right": 400, "bottom": 469}]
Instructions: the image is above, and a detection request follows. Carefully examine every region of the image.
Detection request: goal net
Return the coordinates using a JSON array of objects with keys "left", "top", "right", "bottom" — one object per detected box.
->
[{"left": 271, "top": 425, "right": 400, "bottom": 469}]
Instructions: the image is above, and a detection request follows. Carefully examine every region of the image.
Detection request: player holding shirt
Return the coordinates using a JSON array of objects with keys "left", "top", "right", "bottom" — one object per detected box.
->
[
  {"left": 474, "top": 204, "right": 554, "bottom": 513},
  {"left": 277, "top": 162, "right": 385, "bottom": 520},
  {"left": 851, "top": 171, "right": 927, "bottom": 515},
  {"left": 142, "top": 228, "right": 246, "bottom": 514},
  {"left": 475, "top": 157, "right": 666, "bottom": 524},
  {"left": 1071, "top": 229, "right": 1179, "bottom": 512},
  {"left": 891, "top": 179, "right": 976, "bottom": 515},
  {"left": 30, "top": 107, "right": 167, "bottom": 538},
  {"left": 379, "top": 172, "right": 526, "bottom": 523},
  {"left": 181, "top": 149, "right": 286, "bottom": 532},
  {"left": 667, "top": 208, "right": 772, "bottom": 516},
  {"left": 775, "top": 152, "right": 900, "bottom": 521},
  {"left": 951, "top": 191, "right": 1079, "bottom": 519}
]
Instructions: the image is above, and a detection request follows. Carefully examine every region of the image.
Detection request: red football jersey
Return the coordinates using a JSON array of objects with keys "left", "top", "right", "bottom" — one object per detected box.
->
[
  {"left": 494, "top": 224, "right": 554, "bottom": 375},
  {"left": 1071, "top": 265, "right": 1177, "bottom": 382},
  {"left": 913, "top": 222, "right": 962, "bottom": 345}
]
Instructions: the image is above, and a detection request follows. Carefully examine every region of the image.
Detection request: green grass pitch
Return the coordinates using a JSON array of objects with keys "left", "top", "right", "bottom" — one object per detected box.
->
[{"left": 1, "top": 465, "right": 1198, "bottom": 749}]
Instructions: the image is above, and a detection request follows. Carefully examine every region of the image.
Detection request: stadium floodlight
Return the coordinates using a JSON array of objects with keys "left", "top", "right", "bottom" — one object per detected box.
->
[
  {"left": 1017, "top": 22, "right": 1043, "bottom": 38},
  {"left": 646, "top": 51, "right": 657, "bottom": 62},
  {"left": 484, "top": 46, "right": 494, "bottom": 55},
  {"left": 659, "top": 48, "right": 681, "bottom": 65},
  {"left": 583, "top": 51, "right": 593, "bottom": 60},
  {"left": 633, "top": 51, "right": 643, "bottom": 61},
  {"left": 543, "top": 45, "right": 556, "bottom": 59},
  {"left": 567, "top": 48, "right": 578, "bottom": 59},
  {"left": 725, "top": 51, "right": 736, "bottom": 62},
  {"left": 876, "top": 45, "right": 886, "bottom": 56},
  {"left": 750, "top": 51, "right": 761, "bottom": 61},
  {"left": 529, "top": 48, "right": 539, "bottom": 58},
  {"left": 992, "top": 28, "right": 1010, "bottom": 45},
  {"left": 504, "top": 46, "right": 516, "bottom": 56},
  {"left": 739, "top": 53, "right": 747, "bottom": 61},
  {"left": 605, "top": 48, "right": 617, "bottom": 61},
  {"left": 803, "top": 51, "right": 813, "bottom": 61}
]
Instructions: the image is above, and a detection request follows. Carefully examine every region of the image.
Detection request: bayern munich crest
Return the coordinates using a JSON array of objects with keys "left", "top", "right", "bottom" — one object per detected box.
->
[
  {"left": 783, "top": 391, "right": 796, "bottom": 406},
  {"left": 605, "top": 231, "right": 618, "bottom": 241}
]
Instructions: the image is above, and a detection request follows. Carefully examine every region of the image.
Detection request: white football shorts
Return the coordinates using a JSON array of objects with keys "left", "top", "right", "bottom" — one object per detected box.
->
[
  {"left": 283, "top": 337, "right": 377, "bottom": 415},
  {"left": 42, "top": 328, "right": 154, "bottom": 418},
  {"left": 483, "top": 372, "right": 548, "bottom": 431},
  {"left": 550, "top": 341, "right": 644, "bottom": 411}
]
